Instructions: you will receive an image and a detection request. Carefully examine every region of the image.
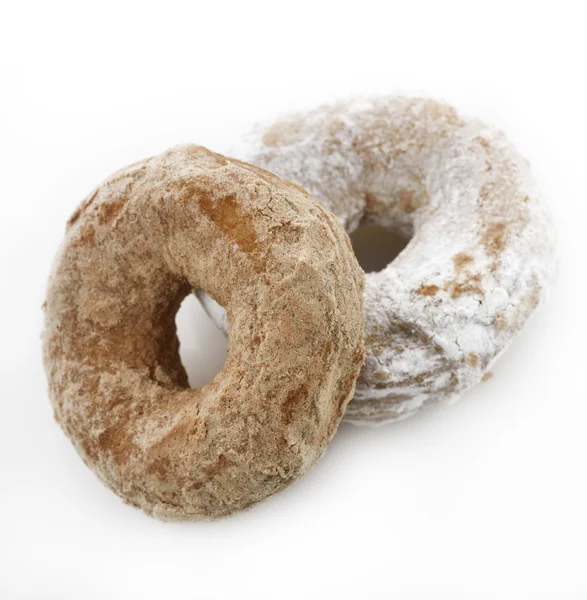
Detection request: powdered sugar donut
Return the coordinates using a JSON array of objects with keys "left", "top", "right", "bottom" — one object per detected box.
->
[
  {"left": 199, "top": 97, "right": 556, "bottom": 425},
  {"left": 43, "top": 145, "right": 364, "bottom": 519}
]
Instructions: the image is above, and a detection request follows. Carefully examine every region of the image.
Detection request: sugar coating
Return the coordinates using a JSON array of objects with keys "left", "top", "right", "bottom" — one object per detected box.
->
[
  {"left": 200, "top": 97, "right": 556, "bottom": 424},
  {"left": 43, "top": 146, "right": 364, "bottom": 519}
]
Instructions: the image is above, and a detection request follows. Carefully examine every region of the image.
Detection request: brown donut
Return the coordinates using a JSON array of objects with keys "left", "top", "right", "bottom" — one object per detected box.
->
[{"left": 42, "top": 145, "right": 364, "bottom": 520}]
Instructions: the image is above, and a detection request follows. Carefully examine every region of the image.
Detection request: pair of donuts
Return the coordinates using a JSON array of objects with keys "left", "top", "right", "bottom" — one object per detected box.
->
[{"left": 43, "top": 97, "right": 555, "bottom": 520}]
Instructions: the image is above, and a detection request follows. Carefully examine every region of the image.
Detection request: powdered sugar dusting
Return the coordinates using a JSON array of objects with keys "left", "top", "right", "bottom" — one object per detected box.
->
[{"left": 200, "top": 97, "right": 556, "bottom": 425}]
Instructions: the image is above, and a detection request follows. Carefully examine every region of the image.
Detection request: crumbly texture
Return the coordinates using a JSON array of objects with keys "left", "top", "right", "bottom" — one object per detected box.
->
[
  {"left": 201, "top": 97, "right": 556, "bottom": 424},
  {"left": 42, "top": 145, "right": 365, "bottom": 519}
]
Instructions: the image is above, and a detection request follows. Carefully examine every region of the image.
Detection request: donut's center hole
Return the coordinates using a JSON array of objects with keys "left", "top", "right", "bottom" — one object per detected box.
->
[
  {"left": 349, "top": 225, "right": 409, "bottom": 273},
  {"left": 175, "top": 294, "right": 228, "bottom": 388}
]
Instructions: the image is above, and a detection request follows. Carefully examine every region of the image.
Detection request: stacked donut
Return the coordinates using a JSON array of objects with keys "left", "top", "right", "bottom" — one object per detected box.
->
[{"left": 43, "top": 97, "right": 556, "bottom": 520}]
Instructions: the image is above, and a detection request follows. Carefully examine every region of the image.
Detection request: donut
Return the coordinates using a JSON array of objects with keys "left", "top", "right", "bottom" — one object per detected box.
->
[
  {"left": 42, "top": 145, "right": 364, "bottom": 520},
  {"left": 199, "top": 97, "right": 556, "bottom": 424}
]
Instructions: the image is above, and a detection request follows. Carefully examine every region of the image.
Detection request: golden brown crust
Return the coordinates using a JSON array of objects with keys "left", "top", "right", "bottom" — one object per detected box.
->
[{"left": 43, "top": 145, "right": 364, "bottom": 520}]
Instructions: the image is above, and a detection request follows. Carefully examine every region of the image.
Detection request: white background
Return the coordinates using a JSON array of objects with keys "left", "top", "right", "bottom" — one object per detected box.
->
[{"left": 1, "top": 1, "right": 586, "bottom": 598}]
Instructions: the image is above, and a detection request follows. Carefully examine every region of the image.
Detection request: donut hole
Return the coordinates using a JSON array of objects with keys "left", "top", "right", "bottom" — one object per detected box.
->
[
  {"left": 175, "top": 293, "right": 228, "bottom": 388},
  {"left": 349, "top": 225, "right": 410, "bottom": 273}
]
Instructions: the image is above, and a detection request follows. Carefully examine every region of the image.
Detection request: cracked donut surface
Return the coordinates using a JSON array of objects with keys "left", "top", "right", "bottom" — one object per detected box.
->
[
  {"left": 200, "top": 97, "right": 556, "bottom": 424},
  {"left": 43, "top": 145, "right": 364, "bottom": 519}
]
